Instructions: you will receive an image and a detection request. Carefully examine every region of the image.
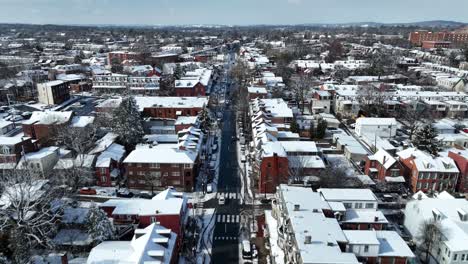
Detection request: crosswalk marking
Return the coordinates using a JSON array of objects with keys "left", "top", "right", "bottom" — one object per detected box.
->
[
  {"left": 215, "top": 214, "right": 242, "bottom": 223},
  {"left": 214, "top": 236, "right": 238, "bottom": 241},
  {"left": 216, "top": 192, "right": 240, "bottom": 199}
]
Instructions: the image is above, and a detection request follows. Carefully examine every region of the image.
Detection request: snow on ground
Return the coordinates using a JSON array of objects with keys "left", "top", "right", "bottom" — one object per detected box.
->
[
  {"left": 196, "top": 208, "right": 216, "bottom": 264},
  {"left": 264, "top": 210, "right": 284, "bottom": 264}
]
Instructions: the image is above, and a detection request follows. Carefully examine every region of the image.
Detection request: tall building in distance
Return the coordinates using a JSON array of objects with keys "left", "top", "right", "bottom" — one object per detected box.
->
[{"left": 409, "top": 27, "right": 468, "bottom": 47}]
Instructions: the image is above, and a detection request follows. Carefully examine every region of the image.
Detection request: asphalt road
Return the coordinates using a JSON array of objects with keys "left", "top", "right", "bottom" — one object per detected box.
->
[{"left": 211, "top": 53, "right": 243, "bottom": 263}]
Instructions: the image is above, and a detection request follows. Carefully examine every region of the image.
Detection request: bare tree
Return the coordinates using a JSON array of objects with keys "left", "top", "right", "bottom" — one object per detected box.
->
[
  {"left": 0, "top": 169, "right": 66, "bottom": 263},
  {"left": 288, "top": 156, "right": 308, "bottom": 183},
  {"left": 52, "top": 123, "right": 100, "bottom": 190},
  {"left": 317, "top": 164, "right": 361, "bottom": 188},
  {"left": 356, "top": 85, "right": 388, "bottom": 117},
  {"left": 417, "top": 219, "right": 445, "bottom": 264},
  {"left": 291, "top": 74, "right": 313, "bottom": 114}
]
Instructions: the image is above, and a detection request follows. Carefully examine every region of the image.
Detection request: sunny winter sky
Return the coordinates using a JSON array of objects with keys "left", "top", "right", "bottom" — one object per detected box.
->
[{"left": 1, "top": 0, "right": 468, "bottom": 26}]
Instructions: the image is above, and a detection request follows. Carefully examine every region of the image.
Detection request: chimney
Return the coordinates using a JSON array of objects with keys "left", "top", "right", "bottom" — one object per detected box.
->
[
  {"left": 417, "top": 193, "right": 422, "bottom": 200},
  {"left": 304, "top": 235, "right": 312, "bottom": 244},
  {"left": 294, "top": 204, "right": 300, "bottom": 211},
  {"left": 374, "top": 216, "right": 379, "bottom": 222}
]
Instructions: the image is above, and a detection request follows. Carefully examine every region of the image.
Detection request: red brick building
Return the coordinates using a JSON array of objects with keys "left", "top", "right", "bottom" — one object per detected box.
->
[
  {"left": 365, "top": 149, "right": 403, "bottom": 181},
  {"left": 174, "top": 81, "right": 206, "bottom": 97},
  {"left": 95, "top": 143, "right": 125, "bottom": 187},
  {"left": 421, "top": 41, "right": 452, "bottom": 49},
  {"left": 409, "top": 29, "right": 468, "bottom": 46},
  {"left": 397, "top": 148, "right": 459, "bottom": 193},
  {"left": 257, "top": 142, "right": 289, "bottom": 194},
  {"left": 448, "top": 149, "right": 468, "bottom": 193},
  {"left": 22, "top": 111, "right": 73, "bottom": 146},
  {"left": 108, "top": 51, "right": 143, "bottom": 65},
  {"left": 123, "top": 127, "right": 202, "bottom": 192},
  {"left": 135, "top": 96, "right": 208, "bottom": 119},
  {"left": 0, "top": 136, "right": 37, "bottom": 164},
  {"left": 100, "top": 188, "right": 187, "bottom": 238}
]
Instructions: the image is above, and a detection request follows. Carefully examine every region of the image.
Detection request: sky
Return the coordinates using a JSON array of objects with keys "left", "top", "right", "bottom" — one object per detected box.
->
[{"left": 1, "top": 0, "right": 468, "bottom": 26}]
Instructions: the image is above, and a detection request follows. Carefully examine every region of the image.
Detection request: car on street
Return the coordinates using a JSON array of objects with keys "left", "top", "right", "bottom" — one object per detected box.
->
[
  {"left": 242, "top": 240, "right": 252, "bottom": 259},
  {"left": 79, "top": 187, "right": 97, "bottom": 195},
  {"left": 116, "top": 188, "right": 134, "bottom": 198},
  {"left": 218, "top": 196, "right": 225, "bottom": 205},
  {"left": 207, "top": 183, "right": 213, "bottom": 193}
]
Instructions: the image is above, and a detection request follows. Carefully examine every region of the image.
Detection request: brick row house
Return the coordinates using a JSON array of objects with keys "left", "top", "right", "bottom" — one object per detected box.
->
[
  {"left": 124, "top": 126, "right": 203, "bottom": 192},
  {"left": 22, "top": 111, "right": 73, "bottom": 146},
  {"left": 397, "top": 148, "right": 459, "bottom": 193},
  {"left": 135, "top": 96, "right": 208, "bottom": 119},
  {"left": 365, "top": 148, "right": 404, "bottom": 181},
  {"left": 266, "top": 185, "right": 414, "bottom": 264},
  {"left": 0, "top": 136, "right": 37, "bottom": 164},
  {"left": 447, "top": 148, "right": 468, "bottom": 193}
]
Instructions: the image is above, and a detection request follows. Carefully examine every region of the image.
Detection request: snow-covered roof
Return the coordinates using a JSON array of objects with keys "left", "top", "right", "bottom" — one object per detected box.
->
[
  {"left": 247, "top": 86, "right": 268, "bottom": 94},
  {"left": 0, "top": 136, "right": 29, "bottom": 145},
  {"left": 23, "top": 111, "right": 73, "bottom": 125},
  {"left": 124, "top": 144, "right": 197, "bottom": 164},
  {"left": 88, "top": 133, "right": 118, "bottom": 155},
  {"left": 95, "top": 143, "right": 125, "bottom": 168},
  {"left": 101, "top": 188, "right": 186, "bottom": 216},
  {"left": 87, "top": 223, "right": 176, "bottom": 264},
  {"left": 368, "top": 148, "right": 397, "bottom": 169},
  {"left": 261, "top": 141, "right": 287, "bottom": 158},
  {"left": 70, "top": 116, "right": 95, "bottom": 128},
  {"left": 396, "top": 148, "right": 459, "bottom": 173},
  {"left": 356, "top": 117, "right": 397, "bottom": 126},
  {"left": 134, "top": 96, "right": 208, "bottom": 111},
  {"left": 404, "top": 195, "right": 468, "bottom": 252},
  {"left": 343, "top": 209, "right": 388, "bottom": 224},
  {"left": 318, "top": 188, "right": 377, "bottom": 202},
  {"left": 280, "top": 141, "right": 317, "bottom": 154}
]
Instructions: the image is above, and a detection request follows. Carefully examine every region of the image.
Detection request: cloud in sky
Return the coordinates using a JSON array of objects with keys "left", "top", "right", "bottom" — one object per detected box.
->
[{"left": 0, "top": 0, "right": 467, "bottom": 25}]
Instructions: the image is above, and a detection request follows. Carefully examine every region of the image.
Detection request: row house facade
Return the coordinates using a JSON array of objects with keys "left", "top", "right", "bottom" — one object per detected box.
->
[{"left": 397, "top": 148, "right": 460, "bottom": 193}]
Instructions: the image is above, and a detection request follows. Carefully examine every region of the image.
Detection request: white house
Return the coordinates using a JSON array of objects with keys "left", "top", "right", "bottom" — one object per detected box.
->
[
  {"left": 355, "top": 118, "right": 398, "bottom": 138},
  {"left": 404, "top": 193, "right": 468, "bottom": 264}
]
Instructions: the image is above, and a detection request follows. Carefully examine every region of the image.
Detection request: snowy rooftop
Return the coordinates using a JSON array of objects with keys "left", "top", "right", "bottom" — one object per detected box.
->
[
  {"left": 23, "top": 111, "right": 73, "bottom": 125},
  {"left": 70, "top": 116, "right": 95, "bottom": 128},
  {"left": 318, "top": 188, "right": 377, "bottom": 202},
  {"left": 124, "top": 145, "right": 197, "bottom": 164},
  {"left": 87, "top": 223, "right": 176, "bottom": 264},
  {"left": 247, "top": 86, "right": 268, "bottom": 94},
  {"left": 397, "top": 148, "right": 459, "bottom": 173},
  {"left": 368, "top": 148, "right": 397, "bottom": 169},
  {"left": 96, "top": 143, "right": 125, "bottom": 168},
  {"left": 134, "top": 96, "right": 208, "bottom": 111},
  {"left": 280, "top": 141, "right": 317, "bottom": 154},
  {"left": 356, "top": 117, "right": 397, "bottom": 126}
]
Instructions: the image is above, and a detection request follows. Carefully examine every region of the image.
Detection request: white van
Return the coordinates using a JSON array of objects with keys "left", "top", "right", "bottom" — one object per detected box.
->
[
  {"left": 206, "top": 183, "right": 213, "bottom": 193},
  {"left": 242, "top": 240, "right": 252, "bottom": 259}
]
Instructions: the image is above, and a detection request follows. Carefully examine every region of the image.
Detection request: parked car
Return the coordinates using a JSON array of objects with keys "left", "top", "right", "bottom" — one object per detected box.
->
[
  {"left": 242, "top": 240, "right": 252, "bottom": 259},
  {"left": 117, "top": 188, "right": 134, "bottom": 198},
  {"left": 207, "top": 183, "right": 213, "bottom": 193},
  {"left": 218, "top": 196, "right": 225, "bottom": 205},
  {"left": 79, "top": 187, "right": 97, "bottom": 195}
]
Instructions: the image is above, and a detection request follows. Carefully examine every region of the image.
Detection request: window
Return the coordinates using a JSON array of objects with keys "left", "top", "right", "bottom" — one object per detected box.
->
[
  {"left": 343, "top": 203, "right": 352, "bottom": 209},
  {"left": 365, "top": 203, "right": 374, "bottom": 209},
  {"left": 453, "top": 254, "right": 457, "bottom": 261},
  {"left": 1, "top": 146, "right": 10, "bottom": 154},
  {"left": 355, "top": 203, "right": 363, "bottom": 209},
  {"left": 461, "top": 254, "right": 465, "bottom": 261},
  {"left": 151, "top": 171, "right": 161, "bottom": 178},
  {"left": 267, "top": 162, "right": 272, "bottom": 168},
  {"left": 184, "top": 164, "right": 191, "bottom": 168},
  {"left": 137, "top": 163, "right": 142, "bottom": 168},
  {"left": 150, "top": 216, "right": 156, "bottom": 223},
  {"left": 172, "top": 164, "right": 180, "bottom": 168},
  {"left": 150, "top": 163, "right": 160, "bottom": 168},
  {"left": 100, "top": 168, "right": 107, "bottom": 174},
  {"left": 138, "top": 180, "right": 145, "bottom": 184},
  {"left": 364, "top": 245, "right": 369, "bottom": 253},
  {"left": 172, "top": 171, "right": 180, "bottom": 177},
  {"left": 101, "top": 176, "right": 107, "bottom": 183},
  {"left": 172, "top": 179, "right": 181, "bottom": 185}
]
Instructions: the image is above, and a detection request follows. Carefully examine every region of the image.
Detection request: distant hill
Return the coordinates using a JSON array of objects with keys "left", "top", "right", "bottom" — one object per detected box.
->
[{"left": 299, "top": 20, "right": 467, "bottom": 28}]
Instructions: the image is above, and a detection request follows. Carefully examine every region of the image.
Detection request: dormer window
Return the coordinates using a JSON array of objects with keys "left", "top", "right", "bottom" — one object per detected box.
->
[{"left": 1, "top": 145, "right": 11, "bottom": 155}]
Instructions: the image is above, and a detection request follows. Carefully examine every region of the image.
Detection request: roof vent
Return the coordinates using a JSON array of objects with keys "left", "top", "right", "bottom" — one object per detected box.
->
[
  {"left": 304, "top": 235, "right": 312, "bottom": 244},
  {"left": 294, "top": 204, "right": 300, "bottom": 211}
]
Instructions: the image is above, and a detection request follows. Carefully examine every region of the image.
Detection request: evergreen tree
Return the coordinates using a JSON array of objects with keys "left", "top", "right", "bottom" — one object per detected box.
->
[
  {"left": 413, "top": 124, "right": 440, "bottom": 156},
  {"left": 111, "top": 96, "right": 144, "bottom": 150},
  {"left": 316, "top": 119, "right": 327, "bottom": 139},
  {"left": 86, "top": 204, "right": 115, "bottom": 245},
  {"left": 309, "top": 121, "right": 315, "bottom": 140},
  {"left": 173, "top": 64, "right": 184, "bottom": 80},
  {"left": 290, "top": 117, "right": 299, "bottom": 133}
]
